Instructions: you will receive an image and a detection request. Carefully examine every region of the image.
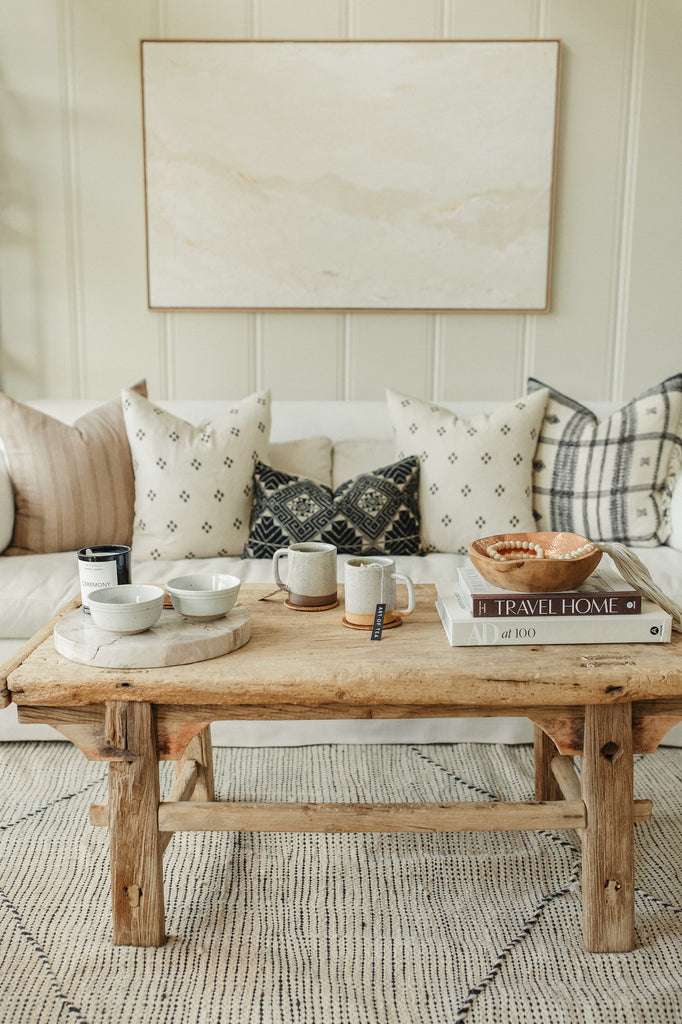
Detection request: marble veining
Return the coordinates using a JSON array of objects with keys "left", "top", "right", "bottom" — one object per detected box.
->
[
  {"left": 142, "top": 41, "right": 560, "bottom": 310},
  {"left": 53, "top": 606, "right": 251, "bottom": 669}
]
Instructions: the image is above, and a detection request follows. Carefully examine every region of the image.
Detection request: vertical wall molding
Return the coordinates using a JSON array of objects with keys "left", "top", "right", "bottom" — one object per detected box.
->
[
  {"left": 430, "top": 316, "right": 443, "bottom": 402},
  {"left": 56, "top": 0, "right": 86, "bottom": 396},
  {"left": 155, "top": 0, "right": 174, "bottom": 397},
  {"left": 246, "top": 0, "right": 263, "bottom": 39},
  {"left": 340, "top": 0, "right": 354, "bottom": 39},
  {"left": 530, "top": 0, "right": 550, "bottom": 39},
  {"left": 341, "top": 315, "right": 354, "bottom": 399},
  {"left": 437, "top": 0, "right": 454, "bottom": 38},
  {"left": 520, "top": 316, "right": 536, "bottom": 391},
  {"left": 521, "top": 0, "right": 550, "bottom": 389},
  {"left": 608, "top": 0, "right": 647, "bottom": 402},
  {"left": 248, "top": 314, "right": 265, "bottom": 391},
  {"left": 338, "top": 0, "right": 353, "bottom": 397}
]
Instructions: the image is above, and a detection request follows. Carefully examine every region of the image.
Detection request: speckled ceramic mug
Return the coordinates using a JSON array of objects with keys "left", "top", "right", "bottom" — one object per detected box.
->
[
  {"left": 344, "top": 556, "right": 416, "bottom": 626},
  {"left": 273, "top": 542, "right": 338, "bottom": 608}
]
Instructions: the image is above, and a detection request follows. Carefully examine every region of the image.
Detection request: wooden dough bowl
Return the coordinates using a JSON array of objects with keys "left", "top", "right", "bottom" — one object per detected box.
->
[{"left": 468, "top": 531, "right": 602, "bottom": 593}]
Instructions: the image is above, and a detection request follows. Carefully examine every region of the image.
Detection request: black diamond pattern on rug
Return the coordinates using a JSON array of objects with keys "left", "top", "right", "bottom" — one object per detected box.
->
[{"left": 3, "top": 742, "right": 682, "bottom": 1024}]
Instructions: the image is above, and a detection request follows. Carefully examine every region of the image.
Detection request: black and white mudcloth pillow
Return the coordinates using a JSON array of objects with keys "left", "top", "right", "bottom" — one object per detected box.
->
[
  {"left": 122, "top": 388, "right": 271, "bottom": 560},
  {"left": 242, "top": 457, "right": 421, "bottom": 558},
  {"left": 386, "top": 388, "right": 549, "bottom": 555},
  {"left": 528, "top": 374, "right": 682, "bottom": 546}
]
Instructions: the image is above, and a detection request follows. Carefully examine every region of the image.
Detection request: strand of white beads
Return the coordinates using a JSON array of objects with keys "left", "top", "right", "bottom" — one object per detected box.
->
[
  {"left": 485, "top": 540, "right": 544, "bottom": 561},
  {"left": 484, "top": 540, "right": 596, "bottom": 562},
  {"left": 555, "top": 542, "right": 595, "bottom": 560}
]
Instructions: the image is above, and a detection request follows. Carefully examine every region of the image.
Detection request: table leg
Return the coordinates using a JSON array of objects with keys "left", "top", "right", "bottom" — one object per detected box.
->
[
  {"left": 175, "top": 724, "right": 215, "bottom": 801},
  {"left": 107, "top": 701, "right": 165, "bottom": 947},
  {"left": 581, "top": 703, "right": 635, "bottom": 952},
  {"left": 533, "top": 724, "right": 561, "bottom": 802}
]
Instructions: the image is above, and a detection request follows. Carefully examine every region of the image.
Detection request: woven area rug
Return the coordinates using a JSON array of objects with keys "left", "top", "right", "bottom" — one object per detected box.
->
[{"left": 2, "top": 741, "right": 682, "bottom": 1024}]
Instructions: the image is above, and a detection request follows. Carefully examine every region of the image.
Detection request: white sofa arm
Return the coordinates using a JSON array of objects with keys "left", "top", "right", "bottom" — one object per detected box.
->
[{"left": 0, "top": 445, "right": 14, "bottom": 553}]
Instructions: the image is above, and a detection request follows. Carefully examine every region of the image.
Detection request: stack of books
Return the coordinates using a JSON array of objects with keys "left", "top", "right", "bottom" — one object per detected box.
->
[{"left": 436, "top": 565, "right": 672, "bottom": 646}]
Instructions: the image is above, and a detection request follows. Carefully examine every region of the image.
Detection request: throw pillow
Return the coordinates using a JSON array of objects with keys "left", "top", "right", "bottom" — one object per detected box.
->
[
  {"left": 331, "top": 439, "right": 395, "bottom": 491},
  {"left": 386, "top": 388, "right": 549, "bottom": 554},
  {"left": 123, "top": 388, "right": 271, "bottom": 560},
  {"left": 267, "top": 437, "right": 332, "bottom": 487},
  {"left": 242, "top": 457, "right": 421, "bottom": 558},
  {"left": 0, "top": 380, "right": 147, "bottom": 555},
  {"left": 528, "top": 374, "right": 682, "bottom": 546}
]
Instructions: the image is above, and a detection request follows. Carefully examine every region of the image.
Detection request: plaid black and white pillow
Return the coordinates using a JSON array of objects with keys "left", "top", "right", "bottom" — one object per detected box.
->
[
  {"left": 242, "top": 458, "right": 421, "bottom": 559},
  {"left": 528, "top": 375, "right": 682, "bottom": 546}
]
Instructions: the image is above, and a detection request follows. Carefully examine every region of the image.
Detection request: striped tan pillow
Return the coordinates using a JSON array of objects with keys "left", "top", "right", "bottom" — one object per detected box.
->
[{"left": 1, "top": 380, "right": 147, "bottom": 555}]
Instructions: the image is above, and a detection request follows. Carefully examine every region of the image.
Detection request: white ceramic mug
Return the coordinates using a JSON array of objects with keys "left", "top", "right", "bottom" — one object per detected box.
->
[
  {"left": 344, "top": 557, "right": 416, "bottom": 626},
  {"left": 273, "top": 542, "right": 338, "bottom": 608}
]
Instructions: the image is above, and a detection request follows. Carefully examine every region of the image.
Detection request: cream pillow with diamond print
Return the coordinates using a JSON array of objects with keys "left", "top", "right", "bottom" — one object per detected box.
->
[
  {"left": 386, "top": 388, "right": 548, "bottom": 554},
  {"left": 122, "top": 388, "right": 271, "bottom": 560}
]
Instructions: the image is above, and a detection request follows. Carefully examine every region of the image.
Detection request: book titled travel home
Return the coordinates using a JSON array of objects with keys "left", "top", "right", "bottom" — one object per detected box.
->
[
  {"left": 457, "top": 565, "right": 641, "bottom": 618},
  {"left": 436, "top": 583, "right": 671, "bottom": 647}
]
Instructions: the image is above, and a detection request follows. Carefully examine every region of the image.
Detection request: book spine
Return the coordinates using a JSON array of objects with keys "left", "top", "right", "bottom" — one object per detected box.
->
[
  {"left": 470, "top": 593, "right": 641, "bottom": 618},
  {"left": 436, "top": 601, "right": 670, "bottom": 647}
]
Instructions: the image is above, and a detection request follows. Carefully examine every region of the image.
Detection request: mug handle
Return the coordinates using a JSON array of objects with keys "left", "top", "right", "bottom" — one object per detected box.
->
[
  {"left": 273, "top": 548, "right": 289, "bottom": 589},
  {"left": 392, "top": 572, "right": 416, "bottom": 617}
]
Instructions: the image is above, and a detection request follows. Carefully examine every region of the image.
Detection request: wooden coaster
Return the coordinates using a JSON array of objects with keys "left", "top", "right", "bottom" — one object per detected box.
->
[
  {"left": 341, "top": 615, "right": 402, "bottom": 630},
  {"left": 285, "top": 598, "right": 340, "bottom": 612}
]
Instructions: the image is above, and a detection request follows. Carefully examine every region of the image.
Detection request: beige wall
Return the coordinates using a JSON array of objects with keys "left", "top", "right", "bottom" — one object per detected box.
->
[{"left": 0, "top": 0, "right": 680, "bottom": 404}]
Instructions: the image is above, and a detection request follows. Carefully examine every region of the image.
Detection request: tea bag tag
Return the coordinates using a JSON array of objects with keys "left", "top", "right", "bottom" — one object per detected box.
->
[{"left": 370, "top": 603, "right": 386, "bottom": 641}]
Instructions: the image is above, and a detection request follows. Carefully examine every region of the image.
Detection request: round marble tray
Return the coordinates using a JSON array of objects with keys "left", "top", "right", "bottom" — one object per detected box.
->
[{"left": 53, "top": 605, "right": 251, "bottom": 669}]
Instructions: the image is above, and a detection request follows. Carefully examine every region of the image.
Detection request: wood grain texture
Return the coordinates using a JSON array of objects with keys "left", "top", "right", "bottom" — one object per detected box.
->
[
  {"left": 8, "top": 585, "right": 682, "bottom": 709},
  {"left": 468, "top": 531, "right": 601, "bottom": 593},
  {"left": 107, "top": 702, "right": 165, "bottom": 947},
  {"left": 0, "top": 593, "right": 81, "bottom": 707},
  {"left": 528, "top": 713, "right": 585, "bottom": 755},
  {"left": 177, "top": 726, "right": 215, "bottom": 802},
  {"left": 551, "top": 755, "right": 651, "bottom": 822},
  {"left": 159, "top": 758, "right": 199, "bottom": 855},
  {"left": 551, "top": 755, "right": 582, "bottom": 801},
  {"left": 89, "top": 798, "right": 587, "bottom": 833},
  {"left": 534, "top": 724, "right": 562, "bottom": 801},
  {"left": 154, "top": 799, "right": 587, "bottom": 833},
  {"left": 581, "top": 703, "right": 635, "bottom": 952},
  {"left": 17, "top": 705, "right": 210, "bottom": 761}
]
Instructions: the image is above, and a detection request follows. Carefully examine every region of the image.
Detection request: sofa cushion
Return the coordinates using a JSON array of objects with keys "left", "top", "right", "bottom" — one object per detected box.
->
[
  {"left": 123, "top": 388, "right": 271, "bottom": 560},
  {"left": 0, "top": 453, "right": 14, "bottom": 553},
  {"left": 528, "top": 374, "right": 682, "bottom": 546},
  {"left": 268, "top": 437, "right": 332, "bottom": 486},
  {"left": 332, "top": 439, "right": 395, "bottom": 491},
  {"left": 387, "top": 388, "right": 548, "bottom": 554},
  {"left": 0, "top": 380, "right": 147, "bottom": 556},
  {"left": 243, "top": 457, "right": 421, "bottom": 559}
]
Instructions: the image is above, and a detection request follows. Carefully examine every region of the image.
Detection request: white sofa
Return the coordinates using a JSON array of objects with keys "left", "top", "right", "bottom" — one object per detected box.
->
[{"left": 2, "top": 397, "right": 682, "bottom": 746}]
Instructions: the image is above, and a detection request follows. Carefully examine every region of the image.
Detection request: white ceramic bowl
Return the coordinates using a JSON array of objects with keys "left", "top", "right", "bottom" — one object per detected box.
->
[
  {"left": 88, "top": 584, "right": 165, "bottom": 634},
  {"left": 166, "top": 573, "right": 241, "bottom": 622}
]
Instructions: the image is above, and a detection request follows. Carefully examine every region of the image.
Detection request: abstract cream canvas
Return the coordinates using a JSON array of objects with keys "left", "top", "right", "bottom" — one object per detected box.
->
[{"left": 142, "top": 40, "right": 560, "bottom": 311}]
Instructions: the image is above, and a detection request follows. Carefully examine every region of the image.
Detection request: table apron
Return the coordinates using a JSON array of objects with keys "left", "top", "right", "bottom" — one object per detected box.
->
[{"left": 17, "top": 698, "right": 682, "bottom": 760}]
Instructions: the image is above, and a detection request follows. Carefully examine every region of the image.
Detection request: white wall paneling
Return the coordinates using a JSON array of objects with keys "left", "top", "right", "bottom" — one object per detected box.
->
[
  {"left": 623, "top": 0, "right": 682, "bottom": 397},
  {"left": 0, "top": 0, "right": 679, "bottom": 403}
]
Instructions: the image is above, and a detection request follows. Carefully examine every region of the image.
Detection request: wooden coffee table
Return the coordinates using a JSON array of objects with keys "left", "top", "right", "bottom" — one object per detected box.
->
[{"left": 3, "top": 583, "right": 682, "bottom": 953}]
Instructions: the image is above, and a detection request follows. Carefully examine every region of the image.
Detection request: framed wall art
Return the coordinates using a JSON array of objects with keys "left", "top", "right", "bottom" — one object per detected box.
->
[{"left": 141, "top": 40, "right": 561, "bottom": 312}]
